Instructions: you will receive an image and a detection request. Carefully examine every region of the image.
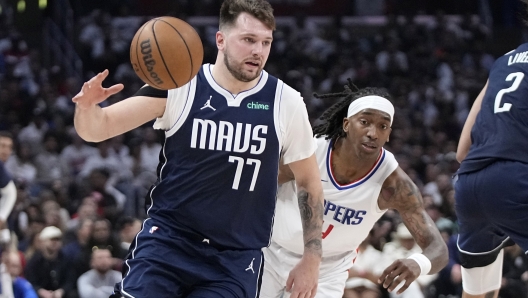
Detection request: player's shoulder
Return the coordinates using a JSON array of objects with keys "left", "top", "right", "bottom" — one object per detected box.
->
[
  {"left": 313, "top": 135, "right": 330, "bottom": 148},
  {"left": 273, "top": 77, "right": 303, "bottom": 105},
  {"left": 382, "top": 147, "right": 397, "bottom": 162},
  {"left": 502, "top": 42, "right": 528, "bottom": 56},
  {"left": 492, "top": 42, "right": 528, "bottom": 69}
]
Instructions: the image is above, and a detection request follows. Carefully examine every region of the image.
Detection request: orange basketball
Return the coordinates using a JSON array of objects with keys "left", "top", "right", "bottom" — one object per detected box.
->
[{"left": 130, "top": 17, "right": 204, "bottom": 90}]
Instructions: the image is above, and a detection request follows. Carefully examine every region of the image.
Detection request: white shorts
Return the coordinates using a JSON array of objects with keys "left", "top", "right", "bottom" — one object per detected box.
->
[{"left": 261, "top": 241, "right": 353, "bottom": 298}]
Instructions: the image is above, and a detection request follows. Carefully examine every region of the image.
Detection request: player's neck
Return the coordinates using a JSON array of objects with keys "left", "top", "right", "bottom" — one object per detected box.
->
[
  {"left": 332, "top": 138, "right": 380, "bottom": 182},
  {"left": 211, "top": 61, "right": 260, "bottom": 95}
]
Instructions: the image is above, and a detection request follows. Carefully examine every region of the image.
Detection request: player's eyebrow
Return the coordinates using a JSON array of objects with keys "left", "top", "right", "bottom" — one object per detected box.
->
[
  {"left": 360, "top": 110, "right": 391, "bottom": 122},
  {"left": 241, "top": 33, "right": 273, "bottom": 41}
]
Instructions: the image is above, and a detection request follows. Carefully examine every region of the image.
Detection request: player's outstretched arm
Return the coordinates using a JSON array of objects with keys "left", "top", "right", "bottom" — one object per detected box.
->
[
  {"left": 73, "top": 69, "right": 166, "bottom": 142},
  {"left": 285, "top": 154, "right": 324, "bottom": 298},
  {"left": 377, "top": 167, "right": 448, "bottom": 294},
  {"left": 456, "top": 80, "right": 489, "bottom": 163}
]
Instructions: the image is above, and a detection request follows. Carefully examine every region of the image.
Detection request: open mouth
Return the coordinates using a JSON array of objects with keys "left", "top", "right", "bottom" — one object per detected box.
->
[
  {"left": 245, "top": 61, "right": 260, "bottom": 67},
  {"left": 362, "top": 143, "right": 377, "bottom": 151}
]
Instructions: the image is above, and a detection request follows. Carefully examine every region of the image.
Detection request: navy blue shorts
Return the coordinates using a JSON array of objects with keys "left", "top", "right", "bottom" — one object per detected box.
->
[
  {"left": 455, "top": 160, "right": 528, "bottom": 260},
  {"left": 111, "top": 219, "right": 264, "bottom": 298}
]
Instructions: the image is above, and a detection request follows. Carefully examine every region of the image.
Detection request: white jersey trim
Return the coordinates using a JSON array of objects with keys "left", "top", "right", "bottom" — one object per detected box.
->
[
  {"left": 203, "top": 64, "right": 269, "bottom": 107},
  {"left": 273, "top": 80, "right": 284, "bottom": 156},
  {"left": 327, "top": 145, "right": 386, "bottom": 190},
  {"left": 165, "top": 76, "right": 197, "bottom": 138}
]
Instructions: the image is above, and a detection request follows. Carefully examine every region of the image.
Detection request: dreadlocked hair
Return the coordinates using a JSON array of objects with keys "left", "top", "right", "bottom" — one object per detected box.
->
[{"left": 313, "top": 80, "right": 391, "bottom": 144}]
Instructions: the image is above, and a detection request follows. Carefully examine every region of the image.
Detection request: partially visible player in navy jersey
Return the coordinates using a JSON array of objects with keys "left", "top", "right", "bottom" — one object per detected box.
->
[
  {"left": 72, "top": 0, "right": 324, "bottom": 297},
  {"left": 0, "top": 131, "right": 16, "bottom": 246},
  {"left": 456, "top": 4, "right": 528, "bottom": 296}
]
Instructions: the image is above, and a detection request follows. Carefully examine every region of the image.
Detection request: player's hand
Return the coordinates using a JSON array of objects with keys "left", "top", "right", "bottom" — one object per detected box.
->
[
  {"left": 73, "top": 69, "right": 124, "bottom": 110},
  {"left": 378, "top": 258, "right": 421, "bottom": 294},
  {"left": 286, "top": 253, "right": 320, "bottom": 298}
]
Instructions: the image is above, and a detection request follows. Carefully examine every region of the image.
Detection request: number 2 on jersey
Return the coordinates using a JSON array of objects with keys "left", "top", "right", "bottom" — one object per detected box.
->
[
  {"left": 228, "top": 156, "right": 261, "bottom": 191},
  {"left": 495, "top": 72, "right": 524, "bottom": 113}
]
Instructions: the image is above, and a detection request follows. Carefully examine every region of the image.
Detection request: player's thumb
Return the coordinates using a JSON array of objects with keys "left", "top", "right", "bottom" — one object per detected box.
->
[{"left": 286, "top": 272, "right": 294, "bottom": 292}]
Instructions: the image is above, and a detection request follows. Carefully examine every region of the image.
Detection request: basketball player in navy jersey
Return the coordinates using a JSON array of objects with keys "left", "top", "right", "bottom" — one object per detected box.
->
[
  {"left": 455, "top": 3, "right": 528, "bottom": 297},
  {"left": 72, "top": 0, "right": 324, "bottom": 297},
  {"left": 261, "top": 84, "right": 448, "bottom": 297},
  {"left": 0, "top": 132, "right": 16, "bottom": 246}
]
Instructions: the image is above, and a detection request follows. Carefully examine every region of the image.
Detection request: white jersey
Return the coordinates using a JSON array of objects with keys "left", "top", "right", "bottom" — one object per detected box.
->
[{"left": 272, "top": 136, "right": 398, "bottom": 258}]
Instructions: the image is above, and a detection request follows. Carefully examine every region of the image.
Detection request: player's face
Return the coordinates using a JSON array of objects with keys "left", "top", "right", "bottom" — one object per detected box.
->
[
  {"left": 0, "top": 136, "right": 13, "bottom": 163},
  {"left": 220, "top": 12, "right": 273, "bottom": 82},
  {"left": 343, "top": 109, "right": 392, "bottom": 158}
]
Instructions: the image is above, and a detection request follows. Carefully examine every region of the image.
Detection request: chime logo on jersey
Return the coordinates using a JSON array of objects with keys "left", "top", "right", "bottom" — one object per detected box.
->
[
  {"left": 324, "top": 199, "right": 366, "bottom": 225},
  {"left": 247, "top": 101, "right": 270, "bottom": 110},
  {"left": 190, "top": 118, "right": 268, "bottom": 154}
]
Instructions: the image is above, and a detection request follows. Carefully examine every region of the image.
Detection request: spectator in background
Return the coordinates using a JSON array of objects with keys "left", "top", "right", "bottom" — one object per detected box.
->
[
  {"left": 4, "top": 142, "right": 36, "bottom": 189},
  {"left": 76, "top": 248, "right": 121, "bottom": 298},
  {"left": 499, "top": 245, "right": 528, "bottom": 298},
  {"left": 59, "top": 129, "right": 97, "bottom": 179},
  {"left": 24, "top": 226, "right": 75, "bottom": 298},
  {"left": 66, "top": 198, "right": 97, "bottom": 232},
  {"left": 85, "top": 169, "right": 123, "bottom": 223},
  {"left": 77, "top": 140, "right": 131, "bottom": 188},
  {"left": 62, "top": 218, "right": 93, "bottom": 261},
  {"left": 2, "top": 249, "right": 38, "bottom": 298},
  {"left": 138, "top": 129, "right": 161, "bottom": 174},
  {"left": 116, "top": 217, "right": 140, "bottom": 253},
  {"left": 17, "top": 110, "right": 48, "bottom": 156},
  {"left": 343, "top": 230, "right": 383, "bottom": 298},
  {"left": 379, "top": 223, "right": 433, "bottom": 298},
  {"left": 33, "top": 132, "right": 69, "bottom": 192},
  {"left": 75, "top": 218, "right": 124, "bottom": 279}
]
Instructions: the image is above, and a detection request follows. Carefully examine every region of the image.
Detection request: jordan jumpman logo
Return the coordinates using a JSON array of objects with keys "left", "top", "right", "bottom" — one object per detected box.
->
[{"left": 201, "top": 96, "right": 216, "bottom": 111}]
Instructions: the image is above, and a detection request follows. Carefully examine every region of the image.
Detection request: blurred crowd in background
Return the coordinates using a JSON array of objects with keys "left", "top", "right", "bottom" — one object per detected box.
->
[{"left": 1, "top": 0, "right": 528, "bottom": 297}]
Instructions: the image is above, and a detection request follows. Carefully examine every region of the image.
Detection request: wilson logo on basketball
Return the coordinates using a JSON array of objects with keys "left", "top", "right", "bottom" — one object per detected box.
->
[{"left": 140, "top": 38, "right": 163, "bottom": 85}]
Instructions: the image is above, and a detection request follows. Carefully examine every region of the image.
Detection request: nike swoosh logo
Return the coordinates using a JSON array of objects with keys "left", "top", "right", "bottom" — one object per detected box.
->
[{"left": 321, "top": 179, "right": 328, "bottom": 182}]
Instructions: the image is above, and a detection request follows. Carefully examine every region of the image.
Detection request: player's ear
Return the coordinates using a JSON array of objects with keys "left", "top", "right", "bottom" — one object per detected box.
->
[
  {"left": 216, "top": 31, "right": 226, "bottom": 50},
  {"left": 343, "top": 117, "right": 349, "bottom": 133}
]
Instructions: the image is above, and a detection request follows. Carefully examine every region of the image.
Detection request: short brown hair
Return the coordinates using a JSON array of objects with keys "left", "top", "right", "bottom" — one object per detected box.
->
[
  {"left": 0, "top": 131, "right": 13, "bottom": 140},
  {"left": 219, "top": 0, "right": 275, "bottom": 30}
]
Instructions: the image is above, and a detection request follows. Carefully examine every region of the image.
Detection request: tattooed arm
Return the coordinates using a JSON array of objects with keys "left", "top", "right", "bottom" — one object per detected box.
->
[
  {"left": 377, "top": 167, "right": 448, "bottom": 293},
  {"left": 285, "top": 154, "right": 324, "bottom": 297}
]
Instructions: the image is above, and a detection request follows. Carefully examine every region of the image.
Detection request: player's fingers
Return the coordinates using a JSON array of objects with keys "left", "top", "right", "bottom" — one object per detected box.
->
[
  {"left": 296, "top": 290, "right": 308, "bottom": 298},
  {"left": 286, "top": 273, "right": 294, "bottom": 292},
  {"left": 386, "top": 273, "right": 406, "bottom": 293},
  {"left": 383, "top": 267, "right": 404, "bottom": 289},
  {"left": 72, "top": 83, "right": 89, "bottom": 102},
  {"left": 378, "top": 263, "right": 397, "bottom": 284},
  {"left": 105, "top": 84, "right": 125, "bottom": 96},
  {"left": 96, "top": 69, "right": 110, "bottom": 82},
  {"left": 288, "top": 289, "right": 299, "bottom": 298},
  {"left": 309, "top": 286, "right": 317, "bottom": 298},
  {"left": 396, "top": 278, "right": 413, "bottom": 295}
]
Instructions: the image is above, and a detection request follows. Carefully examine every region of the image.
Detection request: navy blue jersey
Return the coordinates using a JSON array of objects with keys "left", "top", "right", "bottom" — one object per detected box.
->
[
  {"left": 459, "top": 43, "right": 528, "bottom": 174},
  {"left": 148, "top": 67, "right": 281, "bottom": 250},
  {"left": 0, "top": 161, "right": 11, "bottom": 188}
]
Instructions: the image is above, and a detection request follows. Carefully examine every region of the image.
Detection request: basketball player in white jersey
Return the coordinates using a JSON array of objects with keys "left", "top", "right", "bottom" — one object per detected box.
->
[{"left": 261, "top": 84, "right": 448, "bottom": 297}]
